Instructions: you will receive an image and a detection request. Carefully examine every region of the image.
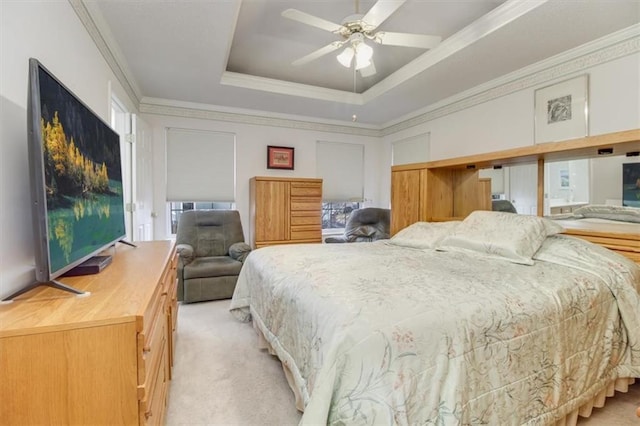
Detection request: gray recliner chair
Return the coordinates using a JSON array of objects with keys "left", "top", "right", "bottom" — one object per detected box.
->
[
  {"left": 175, "top": 210, "right": 252, "bottom": 303},
  {"left": 492, "top": 199, "right": 518, "bottom": 213},
  {"left": 325, "top": 207, "right": 391, "bottom": 243}
]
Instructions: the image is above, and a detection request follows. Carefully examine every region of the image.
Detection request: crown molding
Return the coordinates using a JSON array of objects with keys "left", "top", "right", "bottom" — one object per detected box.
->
[
  {"left": 220, "top": 72, "right": 363, "bottom": 105},
  {"left": 219, "top": 1, "right": 548, "bottom": 104},
  {"left": 70, "top": 0, "right": 142, "bottom": 105},
  {"left": 73, "top": 0, "right": 638, "bottom": 139},
  {"left": 382, "top": 25, "right": 640, "bottom": 136},
  {"left": 139, "top": 98, "right": 382, "bottom": 137},
  {"left": 140, "top": 27, "right": 639, "bottom": 138},
  {"left": 363, "top": 0, "right": 549, "bottom": 104}
]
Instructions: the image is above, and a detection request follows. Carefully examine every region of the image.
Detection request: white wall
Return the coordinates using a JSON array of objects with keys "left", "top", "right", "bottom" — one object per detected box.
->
[
  {"left": 0, "top": 1, "right": 137, "bottom": 299},
  {"left": 380, "top": 53, "right": 640, "bottom": 206},
  {"left": 142, "top": 114, "right": 384, "bottom": 240}
]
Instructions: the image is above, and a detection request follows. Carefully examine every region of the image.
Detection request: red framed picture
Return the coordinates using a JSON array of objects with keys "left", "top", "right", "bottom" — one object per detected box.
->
[{"left": 267, "top": 145, "right": 294, "bottom": 170}]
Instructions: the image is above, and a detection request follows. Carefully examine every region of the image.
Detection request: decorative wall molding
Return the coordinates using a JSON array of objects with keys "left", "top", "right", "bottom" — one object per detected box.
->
[
  {"left": 383, "top": 28, "right": 639, "bottom": 136},
  {"left": 69, "top": 0, "right": 142, "bottom": 105},
  {"left": 73, "top": 0, "right": 638, "bottom": 139},
  {"left": 139, "top": 102, "right": 382, "bottom": 137}
]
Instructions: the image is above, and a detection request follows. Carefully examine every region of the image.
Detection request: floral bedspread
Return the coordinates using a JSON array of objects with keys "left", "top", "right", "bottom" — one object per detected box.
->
[{"left": 230, "top": 237, "right": 640, "bottom": 425}]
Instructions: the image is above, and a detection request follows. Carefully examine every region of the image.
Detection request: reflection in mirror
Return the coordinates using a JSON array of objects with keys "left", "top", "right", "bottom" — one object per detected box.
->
[
  {"left": 479, "top": 163, "right": 538, "bottom": 215},
  {"left": 544, "top": 159, "right": 589, "bottom": 215},
  {"left": 543, "top": 155, "right": 640, "bottom": 215}
]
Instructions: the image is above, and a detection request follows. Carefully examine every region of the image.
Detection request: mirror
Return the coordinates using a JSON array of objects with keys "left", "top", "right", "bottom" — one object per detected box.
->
[
  {"left": 543, "top": 159, "right": 589, "bottom": 215},
  {"left": 543, "top": 155, "right": 640, "bottom": 215},
  {"left": 479, "top": 163, "right": 538, "bottom": 215}
]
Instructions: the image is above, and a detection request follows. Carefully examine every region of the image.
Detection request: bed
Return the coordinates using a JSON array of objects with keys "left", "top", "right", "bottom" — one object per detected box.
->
[{"left": 230, "top": 211, "right": 640, "bottom": 425}]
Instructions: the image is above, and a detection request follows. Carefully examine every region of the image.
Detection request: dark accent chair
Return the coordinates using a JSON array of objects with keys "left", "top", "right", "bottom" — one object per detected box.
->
[
  {"left": 492, "top": 199, "right": 518, "bottom": 213},
  {"left": 175, "top": 210, "right": 252, "bottom": 303},
  {"left": 325, "top": 207, "right": 391, "bottom": 243}
]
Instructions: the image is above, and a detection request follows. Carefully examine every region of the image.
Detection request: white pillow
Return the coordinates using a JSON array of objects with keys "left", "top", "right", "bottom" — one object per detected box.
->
[
  {"left": 572, "top": 204, "right": 640, "bottom": 223},
  {"left": 388, "top": 221, "right": 461, "bottom": 249},
  {"left": 436, "top": 211, "right": 564, "bottom": 265}
]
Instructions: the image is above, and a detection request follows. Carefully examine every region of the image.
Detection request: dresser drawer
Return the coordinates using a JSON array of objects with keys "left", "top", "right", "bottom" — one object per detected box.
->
[
  {"left": 290, "top": 226, "right": 321, "bottom": 241},
  {"left": 290, "top": 214, "right": 321, "bottom": 226},
  {"left": 291, "top": 197, "right": 321, "bottom": 211},
  {"left": 290, "top": 183, "right": 322, "bottom": 197},
  {"left": 140, "top": 340, "right": 168, "bottom": 426},
  {"left": 137, "top": 296, "right": 167, "bottom": 394}
]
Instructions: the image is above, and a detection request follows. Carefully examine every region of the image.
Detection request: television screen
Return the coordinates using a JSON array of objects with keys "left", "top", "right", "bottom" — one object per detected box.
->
[
  {"left": 622, "top": 162, "right": 640, "bottom": 208},
  {"left": 28, "top": 59, "right": 126, "bottom": 283}
]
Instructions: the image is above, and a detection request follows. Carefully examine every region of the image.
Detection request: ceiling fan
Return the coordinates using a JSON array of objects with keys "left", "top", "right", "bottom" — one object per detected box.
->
[{"left": 282, "top": 0, "right": 441, "bottom": 77}]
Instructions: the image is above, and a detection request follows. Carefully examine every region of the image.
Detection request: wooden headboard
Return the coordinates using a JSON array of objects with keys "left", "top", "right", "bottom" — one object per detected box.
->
[{"left": 390, "top": 129, "right": 640, "bottom": 263}]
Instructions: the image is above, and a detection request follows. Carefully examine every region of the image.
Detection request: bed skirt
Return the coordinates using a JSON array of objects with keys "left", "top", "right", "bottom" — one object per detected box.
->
[{"left": 252, "top": 321, "right": 636, "bottom": 425}]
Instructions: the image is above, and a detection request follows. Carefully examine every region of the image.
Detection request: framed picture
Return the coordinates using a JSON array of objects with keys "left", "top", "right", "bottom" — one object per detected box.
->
[
  {"left": 559, "top": 169, "right": 570, "bottom": 188},
  {"left": 267, "top": 145, "right": 294, "bottom": 170},
  {"left": 534, "top": 75, "right": 588, "bottom": 144}
]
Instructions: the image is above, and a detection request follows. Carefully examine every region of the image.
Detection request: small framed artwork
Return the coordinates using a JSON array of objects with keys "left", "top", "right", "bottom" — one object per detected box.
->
[
  {"left": 267, "top": 145, "right": 294, "bottom": 170},
  {"left": 534, "top": 75, "right": 589, "bottom": 144},
  {"left": 559, "top": 169, "right": 570, "bottom": 188}
]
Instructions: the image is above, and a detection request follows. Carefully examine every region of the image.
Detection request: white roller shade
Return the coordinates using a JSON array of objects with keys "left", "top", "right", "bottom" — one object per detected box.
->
[
  {"left": 317, "top": 141, "right": 364, "bottom": 202},
  {"left": 392, "top": 133, "right": 430, "bottom": 165},
  {"left": 166, "top": 128, "right": 235, "bottom": 202}
]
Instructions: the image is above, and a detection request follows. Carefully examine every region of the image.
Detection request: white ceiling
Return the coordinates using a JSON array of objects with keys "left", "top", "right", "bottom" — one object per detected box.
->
[{"left": 82, "top": 0, "right": 640, "bottom": 127}]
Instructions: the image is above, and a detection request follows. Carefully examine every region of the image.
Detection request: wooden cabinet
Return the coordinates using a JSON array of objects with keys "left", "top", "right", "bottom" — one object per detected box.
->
[
  {"left": 250, "top": 176, "right": 323, "bottom": 248},
  {"left": 390, "top": 166, "right": 490, "bottom": 235},
  {"left": 0, "top": 240, "right": 178, "bottom": 425}
]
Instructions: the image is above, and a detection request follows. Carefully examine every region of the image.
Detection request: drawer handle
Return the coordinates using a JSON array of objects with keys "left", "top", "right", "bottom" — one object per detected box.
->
[
  {"left": 143, "top": 345, "right": 151, "bottom": 354},
  {"left": 145, "top": 410, "right": 152, "bottom": 419}
]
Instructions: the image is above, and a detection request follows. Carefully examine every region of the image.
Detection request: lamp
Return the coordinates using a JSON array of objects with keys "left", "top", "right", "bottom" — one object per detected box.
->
[{"left": 337, "top": 33, "right": 373, "bottom": 70}]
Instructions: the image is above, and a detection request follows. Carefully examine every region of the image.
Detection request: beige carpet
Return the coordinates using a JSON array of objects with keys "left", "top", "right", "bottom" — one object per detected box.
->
[{"left": 166, "top": 300, "right": 640, "bottom": 425}]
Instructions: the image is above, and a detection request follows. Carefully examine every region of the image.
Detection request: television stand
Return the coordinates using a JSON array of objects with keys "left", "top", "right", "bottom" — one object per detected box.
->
[
  {"left": 1, "top": 279, "right": 88, "bottom": 303},
  {"left": 119, "top": 239, "right": 137, "bottom": 248}
]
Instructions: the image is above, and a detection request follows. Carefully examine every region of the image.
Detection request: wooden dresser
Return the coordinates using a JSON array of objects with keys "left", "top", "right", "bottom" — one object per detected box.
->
[
  {"left": 0, "top": 240, "right": 178, "bottom": 425},
  {"left": 250, "top": 176, "right": 323, "bottom": 248}
]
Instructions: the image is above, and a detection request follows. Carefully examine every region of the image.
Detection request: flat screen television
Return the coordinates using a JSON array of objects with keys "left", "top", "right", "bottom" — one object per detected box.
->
[
  {"left": 622, "top": 162, "right": 640, "bottom": 208},
  {"left": 3, "top": 59, "right": 128, "bottom": 301}
]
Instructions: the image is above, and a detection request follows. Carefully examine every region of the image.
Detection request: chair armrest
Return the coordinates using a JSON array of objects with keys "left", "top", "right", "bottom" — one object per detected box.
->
[
  {"left": 324, "top": 236, "right": 347, "bottom": 243},
  {"left": 229, "top": 242, "right": 252, "bottom": 262},
  {"left": 176, "top": 243, "right": 195, "bottom": 265}
]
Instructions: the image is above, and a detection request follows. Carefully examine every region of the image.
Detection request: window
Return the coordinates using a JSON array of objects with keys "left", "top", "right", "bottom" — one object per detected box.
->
[
  {"left": 322, "top": 202, "right": 360, "bottom": 229},
  {"left": 169, "top": 201, "right": 233, "bottom": 234},
  {"left": 392, "top": 133, "right": 430, "bottom": 166},
  {"left": 316, "top": 141, "right": 364, "bottom": 230},
  {"left": 165, "top": 128, "right": 235, "bottom": 235},
  {"left": 165, "top": 128, "right": 235, "bottom": 202}
]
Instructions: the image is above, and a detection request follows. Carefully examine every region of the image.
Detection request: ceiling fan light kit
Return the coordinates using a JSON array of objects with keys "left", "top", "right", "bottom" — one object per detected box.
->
[
  {"left": 337, "top": 33, "right": 373, "bottom": 70},
  {"left": 282, "top": 0, "right": 441, "bottom": 75}
]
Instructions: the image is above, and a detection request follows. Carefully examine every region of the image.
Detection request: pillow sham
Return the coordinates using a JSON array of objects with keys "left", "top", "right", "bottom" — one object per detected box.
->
[
  {"left": 435, "top": 210, "right": 564, "bottom": 265},
  {"left": 572, "top": 204, "right": 640, "bottom": 223},
  {"left": 387, "top": 221, "right": 461, "bottom": 249}
]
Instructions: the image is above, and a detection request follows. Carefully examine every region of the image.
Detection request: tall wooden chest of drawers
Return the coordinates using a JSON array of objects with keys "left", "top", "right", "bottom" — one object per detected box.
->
[{"left": 250, "top": 176, "right": 323, "bottom": 248}]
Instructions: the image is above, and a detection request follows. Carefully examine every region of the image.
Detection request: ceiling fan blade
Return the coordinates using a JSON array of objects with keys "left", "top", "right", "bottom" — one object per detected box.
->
[
  {"left": 361, "top": 0, "right": 406, "bottom": 31},
  {"left": 359, "top": 60, "right": 377, "bottom": 77},
  {"left": 374, "top": 32, "right": 441, "bottom": 49},
  {"left": 282, "top": 9, "right": 344, "bottom": 33},
  {"left": 292, "top": 41, "right": 344, "bottom": 66}
]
